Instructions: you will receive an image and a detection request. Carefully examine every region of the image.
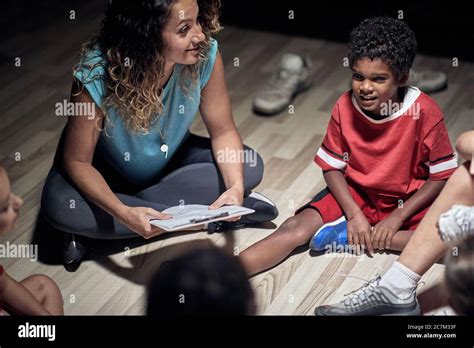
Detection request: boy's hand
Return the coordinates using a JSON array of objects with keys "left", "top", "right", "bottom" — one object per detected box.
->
[
  {"left": 347, "top": 211, "right": 374, "bottom": 255},
  {"left": 371, "top": 213, "right": 404, "bottom": 250}
]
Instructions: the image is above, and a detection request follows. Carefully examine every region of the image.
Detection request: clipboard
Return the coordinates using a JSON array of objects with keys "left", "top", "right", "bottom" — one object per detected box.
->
[{"left": 149, "top": 204, "right": 255, "bottom": 231}]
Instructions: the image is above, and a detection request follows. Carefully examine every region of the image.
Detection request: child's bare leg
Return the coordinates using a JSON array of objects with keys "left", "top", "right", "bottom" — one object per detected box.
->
[
  {"left": 239, "top": 208, "right": 323, "bottom": 276},
  {"left": 399, "top": 162, "right": 474, "bottom": 275},
  {"left": 20, "top": 275, "right": 64, "bottom": 315}
]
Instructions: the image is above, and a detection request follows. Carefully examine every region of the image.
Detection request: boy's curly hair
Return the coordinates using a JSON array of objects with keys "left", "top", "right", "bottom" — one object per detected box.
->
[
  {"left": 348, "top": 17, "right": 417, "bottom": 81},
  {"left": 74, "top": 0, "right": 222, "bottom": 134}
]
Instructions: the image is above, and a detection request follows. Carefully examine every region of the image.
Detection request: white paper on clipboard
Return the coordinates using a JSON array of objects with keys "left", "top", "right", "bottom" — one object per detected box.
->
[{"left": 149, "top": 204, "right": 254, "bottom": 231}]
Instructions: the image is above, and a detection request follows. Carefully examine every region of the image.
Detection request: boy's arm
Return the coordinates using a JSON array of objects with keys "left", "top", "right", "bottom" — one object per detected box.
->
[
  {"left": 371, "top": 179, "right": 446, "bottom": 249},
  {"left": 0, "top": 270, "right": 51, "bottom": 315},
  {"left": 323, "top": 170, "right": 374, "bottom": 254},
  {"left": 393, "top": 179, "right": 446, "bottom": 223},
  {"left": 323, "top": 170, "right": 361, "bottom": 218}
]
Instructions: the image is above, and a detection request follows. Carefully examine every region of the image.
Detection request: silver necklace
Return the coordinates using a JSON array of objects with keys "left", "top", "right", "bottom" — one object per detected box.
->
[
  {"left": 157, "top": 66, "right": 176, "bottom": 159},
  {"left": 157, "top": 117, "right": 169, "bottom": 158}
]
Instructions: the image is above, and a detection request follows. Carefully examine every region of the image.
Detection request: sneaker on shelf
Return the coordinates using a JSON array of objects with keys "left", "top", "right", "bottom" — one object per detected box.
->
[
  {"left": 314, "top": 276, "right": 420, "bottom": 316},
  {"left": 207, "top": 192, "right": 278, "bottom": 233},
  {"left": 407, "top": 69, "right": 447, "bottom": 93},
  {"left": 309, "top": 216, "right": 348, "bottom": 251},
  {"left": 253, "top": 53, "right": 313, "bottom": 116},
  {"left": 438, "top": 204, "right": 474, "bottom": 243}
]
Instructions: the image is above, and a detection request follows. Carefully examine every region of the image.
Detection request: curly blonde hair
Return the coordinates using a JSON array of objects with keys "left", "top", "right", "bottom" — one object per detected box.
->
[{"left": 73, "top": 0, "right": 222, "bottom": 134}]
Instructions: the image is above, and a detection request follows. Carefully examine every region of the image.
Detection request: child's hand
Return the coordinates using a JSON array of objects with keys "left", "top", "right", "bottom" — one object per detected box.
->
[
  {"left": 347, "top": 211, "right": 374, "bottom": 255},
  {"left": 371, "top": 213, "right": 404, "bottom": 250}
]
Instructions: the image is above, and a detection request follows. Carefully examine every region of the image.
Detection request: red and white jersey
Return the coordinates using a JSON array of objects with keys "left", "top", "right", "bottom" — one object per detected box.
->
[{"left": 315, "top": 87, "right": 458, "bottom": 201}]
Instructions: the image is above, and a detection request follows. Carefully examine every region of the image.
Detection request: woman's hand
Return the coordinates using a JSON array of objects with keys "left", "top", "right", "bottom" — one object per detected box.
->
[
  {"left": 347, "top": 210, "right": 374, "bottom": 255},
  {"left": 119, "top": 206, "right": 171, "bottom": 239},
  {"left": 209, "top": 186, "right": 244, "bottom": 221},
  {"left": 371, "top": 213, "right": 404, "bottom": 250}
]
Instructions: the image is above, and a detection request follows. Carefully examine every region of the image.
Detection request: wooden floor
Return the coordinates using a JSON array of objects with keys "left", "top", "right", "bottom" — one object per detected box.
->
[{"left": 1, "top": 4, "right": 473, "bottom": 315}]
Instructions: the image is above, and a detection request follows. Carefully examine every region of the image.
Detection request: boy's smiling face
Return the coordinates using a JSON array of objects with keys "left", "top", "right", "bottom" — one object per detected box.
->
[{"left": 351, "top": 57, "right": 408, "bottom": 116}]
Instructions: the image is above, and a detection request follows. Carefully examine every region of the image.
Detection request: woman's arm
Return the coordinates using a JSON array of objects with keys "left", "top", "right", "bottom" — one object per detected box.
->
[
  {"left": 200, "top": 52, "right": 245, "bottom": 207},
  {"left": 63, "top": 81, "right": 169, "bottom": 238},
  {"left": 0, "top": 271, "right": 50, "bottom": 315},
  {"left": 63, "top": 81, "right": 126, "bottom": 219}
]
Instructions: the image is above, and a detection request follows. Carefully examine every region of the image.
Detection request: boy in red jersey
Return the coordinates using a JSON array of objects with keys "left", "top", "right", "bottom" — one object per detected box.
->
[{"left": 239, "top": 17, "right": 457, "bottom": 276}]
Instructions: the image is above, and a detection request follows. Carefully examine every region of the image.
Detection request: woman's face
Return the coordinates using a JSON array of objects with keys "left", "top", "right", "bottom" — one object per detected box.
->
[
  {"left": 162, "top": 0, "right": 206, "bottom": 66},
  {"left": 0, "top": 169, "right": 23, "bottom": 235}
]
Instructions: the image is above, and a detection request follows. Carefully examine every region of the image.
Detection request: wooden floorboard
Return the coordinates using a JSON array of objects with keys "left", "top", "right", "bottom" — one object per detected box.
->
[{"left": 1, "top": 10, "right": 472, "bottom": 315}]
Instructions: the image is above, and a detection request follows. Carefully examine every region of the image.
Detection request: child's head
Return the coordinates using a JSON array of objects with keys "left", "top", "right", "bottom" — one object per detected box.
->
[
  {"left": 348, "top": 17, "right": 417, "bottom": 116},
  {"left": 147, "top": 246, "right": 255, "bottom": 316},
  {"left": 0, "top": 166, "right": 24, "bottom": 235},
  {"left": 445, "top": 235, "right": 474, "bottom": 315}
]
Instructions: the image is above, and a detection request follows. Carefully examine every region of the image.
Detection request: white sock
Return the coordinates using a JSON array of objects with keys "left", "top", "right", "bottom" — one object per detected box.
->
[{"left": 379, "top": 261, "right": 421, "bottom": 300}]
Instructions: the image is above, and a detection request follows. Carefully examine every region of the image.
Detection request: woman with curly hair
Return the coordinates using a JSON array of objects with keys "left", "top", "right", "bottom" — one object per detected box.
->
[{"left": 40, "top": 0, "right": 278, "bottom": 270}]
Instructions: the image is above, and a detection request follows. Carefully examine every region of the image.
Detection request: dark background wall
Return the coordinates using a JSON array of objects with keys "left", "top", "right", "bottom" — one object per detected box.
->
[
  {"left": 220, "top": 0, "right": 474, "bottom": 61},
  {"left": 1, "top": 0, "right": 473, "bottom": 61}
]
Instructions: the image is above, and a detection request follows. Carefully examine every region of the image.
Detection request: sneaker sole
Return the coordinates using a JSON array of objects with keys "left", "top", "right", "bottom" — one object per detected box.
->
[{"left": 381, "top": 302, "right": 421, "bottom": 316}]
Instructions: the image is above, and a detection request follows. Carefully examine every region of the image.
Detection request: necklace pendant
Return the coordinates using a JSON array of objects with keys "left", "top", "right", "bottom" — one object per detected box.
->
[{"left": 160, "top": 143, "right": 169, "bottom": 158}]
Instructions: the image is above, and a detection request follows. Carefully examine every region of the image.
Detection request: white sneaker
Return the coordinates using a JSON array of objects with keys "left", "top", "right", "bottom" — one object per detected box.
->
[
  {"left": 314, "top": 276, "right": 420, "bottom": 316},
  {"left": 253, "top": 53, "right": 312, "bottom": 115},
  {"left": 438, "top": 205, "right": 474, "bottom": 242}
]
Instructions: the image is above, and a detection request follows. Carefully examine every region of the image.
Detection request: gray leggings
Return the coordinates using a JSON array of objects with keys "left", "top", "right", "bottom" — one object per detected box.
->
[{"left": 40, "top": 133, "right": 263, "bottom": 239}]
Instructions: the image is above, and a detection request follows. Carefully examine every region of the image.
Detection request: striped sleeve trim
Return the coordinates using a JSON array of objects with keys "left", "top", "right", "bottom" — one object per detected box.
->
[
  {"left": 429, "top": 156, "right": 458, "bottom": 174},
  {"left": 430, "top": 153, "right": 456, "bottom": 165},
  {"left": 321, "top": 143, "right": 345, "bottom": 159},
  {"left": 316, "top": 147, "right": 347, "bottom": 170}
]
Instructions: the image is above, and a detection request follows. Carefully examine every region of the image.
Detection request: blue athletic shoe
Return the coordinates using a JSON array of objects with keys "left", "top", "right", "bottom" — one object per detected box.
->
[{"left": 309, "top": 216, "right": 348, "bottom": 251}]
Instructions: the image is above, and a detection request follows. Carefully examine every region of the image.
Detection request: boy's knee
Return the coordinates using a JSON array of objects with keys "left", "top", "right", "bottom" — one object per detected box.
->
[
  {"left": 27, "top": 275, "right": 59, "bottom": 295},
  {"left": 280, "top": 216, "right": 313, "bottom": 246}
]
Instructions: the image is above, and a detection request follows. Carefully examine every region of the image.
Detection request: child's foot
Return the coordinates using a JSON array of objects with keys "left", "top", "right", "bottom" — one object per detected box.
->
[
  {"left": 309, "top": 216, "right": 348, "bottom": 251},
  {"left": 438, "top": 204, "right": 474, "bottom": 242},
  {"left": 314, "top": 276, "right": 420, "bottom": 316}
]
